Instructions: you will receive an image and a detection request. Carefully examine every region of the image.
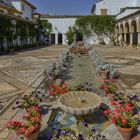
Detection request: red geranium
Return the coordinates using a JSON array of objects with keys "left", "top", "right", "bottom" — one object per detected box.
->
[
  {"left": 7, "top": 106, "right": 42, "bottom": 138},
  {"left": 48, "top": 83, "right": 69, "bottom": 95},
  {"left": 99, "top": 79, "right": 118, "bottom": 95},
  {"left": 104, "top": 101, "right": 138, "bottom": 128}
]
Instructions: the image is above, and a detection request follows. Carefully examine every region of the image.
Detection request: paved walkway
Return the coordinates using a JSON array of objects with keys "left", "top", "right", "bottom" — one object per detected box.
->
[
  {"left": 94, "top": 45, "right": 140, "bottom": 96},
  {"left": 0, "top": 45, "right": 68, "bottom": 139},
  {"left": 64, "top": 55, "right": 100, "bottom": 87}
]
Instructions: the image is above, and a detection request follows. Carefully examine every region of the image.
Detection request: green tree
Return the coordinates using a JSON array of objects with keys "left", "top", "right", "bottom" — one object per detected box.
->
[
  {"left": 65, "top": 26, "right": 76, "bottom": 45},
  {"left": 75, "top": 15, "right": 116, "bottom": 44},
  {"left": 39, "top": 20, "right": 52, "bottom": 39}
]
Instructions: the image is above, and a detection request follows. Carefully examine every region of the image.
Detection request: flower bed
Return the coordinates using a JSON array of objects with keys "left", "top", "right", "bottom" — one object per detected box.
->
[
  {"left": 88, "top": 49, "right": 120, "bottom": 79},
  {"left": 7, "top": 106, "right": 42, "bottom": 140},
  {"left": 44, "top": 50, "right": 69, "bottom": 80}
]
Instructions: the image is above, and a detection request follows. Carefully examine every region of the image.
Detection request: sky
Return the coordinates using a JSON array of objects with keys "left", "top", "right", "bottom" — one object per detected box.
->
[{"left": 28, "top": 0, "right": 96, "bottom": 15}]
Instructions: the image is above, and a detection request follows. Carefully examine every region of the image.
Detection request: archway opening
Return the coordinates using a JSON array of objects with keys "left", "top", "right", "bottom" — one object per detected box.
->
[
  {"left": 120, "top": 24, "right": 124, "bottom": 41},
  {"left": 125, "top": 22, "right": 130, "bottom": 44},
  {"left": 131, "top": 20, "right": 138, "bottom": 45}
]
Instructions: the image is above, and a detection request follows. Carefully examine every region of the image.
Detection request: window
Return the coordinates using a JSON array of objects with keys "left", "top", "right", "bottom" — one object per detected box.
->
[
  {"left": 22, "top": 4, "right": 25, "bottom": 11},
  {"left": 101, "top": 9, "right": 107, "bottom": 15}
]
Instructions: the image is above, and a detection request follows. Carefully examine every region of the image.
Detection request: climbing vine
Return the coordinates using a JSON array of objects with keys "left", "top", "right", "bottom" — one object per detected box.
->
[
  {"left": 0, "top": 14, "right": 38, "bottom": 52},
  {"left": 39, "top": 20, "right": 52, "bottom": 44},
  {"left": 75, "top": 15, "right": 116, "bottom": 44}
]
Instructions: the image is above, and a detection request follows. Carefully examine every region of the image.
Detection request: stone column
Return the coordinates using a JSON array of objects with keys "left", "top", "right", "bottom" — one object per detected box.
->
[
  {"left": 55, "top": 33, "right": 58, "bottom": 44},
  {"left": 138, "top": 32, "right": 140, "bottom": 47},
  {"left": 130, "top": 33, "right": 133, "bottom": 47},
  {"left": 124, "top": 33, "right": 127, "bottom": 46}
]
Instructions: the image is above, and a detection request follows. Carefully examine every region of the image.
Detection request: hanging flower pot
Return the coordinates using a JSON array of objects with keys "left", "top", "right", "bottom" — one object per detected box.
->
[{"left": 117, "top": 125, "right": 133, "bottom": 140}]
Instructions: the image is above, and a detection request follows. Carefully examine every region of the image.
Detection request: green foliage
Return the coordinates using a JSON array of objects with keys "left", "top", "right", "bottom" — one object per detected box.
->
[
  {"left": 39, "top": 20, "right": 52, "bottom": 37},
  {"left": 0, "top": 14, "right": 38, "bottom": 51},
  {"left": 65, "top": 26, "right": 76, "bottom": 45},
  {"left": 75, "top": 15, "right": 116, "bottom": 43}
]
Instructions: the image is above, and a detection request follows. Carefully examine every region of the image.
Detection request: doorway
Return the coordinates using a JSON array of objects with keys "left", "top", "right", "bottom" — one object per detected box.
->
[
  {"left": 51, "top": 34, "right": 55, "bottom": 44},
  {"left": 58, "top": 33, "right": 62, "bottom": 44}
]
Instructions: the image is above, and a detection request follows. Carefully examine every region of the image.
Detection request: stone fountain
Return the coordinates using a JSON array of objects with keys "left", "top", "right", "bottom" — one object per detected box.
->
[{"left": 58, "top": 91, "right": 102, "bottom": 116}]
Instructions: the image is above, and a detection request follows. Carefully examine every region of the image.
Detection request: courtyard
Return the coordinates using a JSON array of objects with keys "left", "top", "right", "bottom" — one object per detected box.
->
[{"left": 0, "top": 45, "right": 139, "bottom": 140}]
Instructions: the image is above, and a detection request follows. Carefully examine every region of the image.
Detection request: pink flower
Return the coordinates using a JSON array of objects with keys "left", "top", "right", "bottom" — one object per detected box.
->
[
  {"left": 119, "top": 107, "right": 124, "bottom": 112},
  {"left": 29, "top": 126, "right": 35, "bottom": 133},
  {"left": 122, "top": 119, "right": 127, "bottom": 124},
  {"left": 114, "top": 109, "right": 119, "bottom": 116},
  {"left": 19, "top": 128, "right": 26, "bottom": 133},
  {"left": 111, "top": 119, "right": 116, "bottom": 124},
  {"left": 109, "top": 100, "right": 117, "bottom": 106},
  {"left": 104, "top": 79, "right": 109, "bottom": 83},
  {"left": 104, "top": 109, "right": 111, "bottom": 115},
  {"left": 25, "top": 130, "right": 30, "bottom": 136}
]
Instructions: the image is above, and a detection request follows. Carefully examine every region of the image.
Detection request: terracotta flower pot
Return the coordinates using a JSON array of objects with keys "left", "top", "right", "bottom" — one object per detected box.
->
[
  {"left": 99, "top": 70, "right": 108, "bottom": 79},
  {"left": 117, "top": 125, "right": 133, "bottom": 140},
  {"left": 27, "top": 131, "right": 39, "bottom": 140}
]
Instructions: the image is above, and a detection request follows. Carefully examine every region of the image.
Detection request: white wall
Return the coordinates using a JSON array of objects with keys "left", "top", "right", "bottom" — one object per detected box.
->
[
  {"left": 12, "top": 0, "right": 21, "bottom": 11},
  {"left": 47, "top": 18, "right": 76, "bottom": 45},
  {"left": 95, "top": 0, "right": 134, "bottom": 15},
  {"left": 135, "top": 0, "right": 140, "bottom": 6},
  {"left": 42, "top": 17, "right": 111, "bottom": 45},
  {"left": 21, "top": 1, "right": 33, "bottom": 20},
  {"left": 12, "top": 0, "right": 34, "bottom": 20}
]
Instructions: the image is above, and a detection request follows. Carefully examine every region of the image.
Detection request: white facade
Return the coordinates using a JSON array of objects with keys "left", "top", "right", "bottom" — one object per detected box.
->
[
  {"left": 93, "top": 0, "right": 140, "bottom": 16},
  {"left": 116, "top": 9, "right": 140, "bottom": 20},
  {"left": 0, "top": 0, "right": 21, "bottom": 16},
  {"left": 43, "top": 17, "right": 76, "bottom": 45},
  {"left": 41, "top": 16, "right": 111, "bottom": 45},
  {"left": 12, "top": 0, "right": 36, "bottom": 20}
]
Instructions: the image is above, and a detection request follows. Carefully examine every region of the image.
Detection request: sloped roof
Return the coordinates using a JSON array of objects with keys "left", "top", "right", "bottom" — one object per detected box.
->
[
  {"left": 0, "top": 0, "right": 21, "bottom": 14},
  {"left": 21, "top": 0, "right": 36, "bottom": 9},
  {"left": 91, "top": 0, "right": 104, "bottom": 13},
  {"left": 116, "top": 7, "right": 140, "bottom": 21}
]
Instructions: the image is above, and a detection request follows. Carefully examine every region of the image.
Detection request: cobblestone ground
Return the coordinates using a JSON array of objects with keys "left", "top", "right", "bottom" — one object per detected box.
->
[
  {"left": 93, "top": 45, "right": 140, "bottom": 96},
  {"left": 0, "top": 45, "right": 140, "bottom": 140},
  {"left": 0, "top": 45, "right": 68, "bottom": 140}
]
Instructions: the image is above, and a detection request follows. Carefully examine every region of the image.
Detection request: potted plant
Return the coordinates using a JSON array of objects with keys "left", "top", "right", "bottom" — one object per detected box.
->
[
  {"left": 12, "top": 95, "right": 41, "bottom": 111},
  {"left": 104, "top": 101, "right": 138, "bottom": 140},
  {"left": 49, "top": 122, "right": 107, "bottom": 140},
  {"left": 99, "top": 69, "right": 108, "bottom": 79},
  {"left": 99, "top": 79, "right": 118, "bottom": 100},
  {"left": 48, "top": 83, "right": 69, "bottom": 97},
  {"left": 7, "top": 106, "right": 42, "bottom": 140}
]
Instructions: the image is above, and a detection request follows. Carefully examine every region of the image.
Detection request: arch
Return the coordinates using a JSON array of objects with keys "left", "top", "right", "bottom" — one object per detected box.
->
[
  {"left": 120, "top": 24, "right": 124, "bottom": 42},
  {"left": 125, "top": 22, "right": 130, "bottom": 44},
  {"left": 120, "top": 24, "right": 124, "bottom": 34},
  {"left": 125, "top": 22, "right": 129, "bottom": 33},
  {"left": 131, "top": 20, "right": 137, "bottom": 33},
  {"left": 131, "top": 20, "right": 138, "bottom": 45}
]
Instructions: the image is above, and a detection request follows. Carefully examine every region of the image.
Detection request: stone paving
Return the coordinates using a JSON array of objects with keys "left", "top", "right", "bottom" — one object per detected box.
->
[
  {"left": 0, "top": 45, "right": 68, "bottom": 139},
  {"left": 0, "top": 45, "right": 140, "bottom": 140},
  {"left": 94, "top": 46, "right": 140, "bottom": 96}
]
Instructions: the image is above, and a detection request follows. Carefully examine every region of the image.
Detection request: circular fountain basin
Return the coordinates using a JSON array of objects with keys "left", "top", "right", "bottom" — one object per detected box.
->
[{"left": 59, "top": 91, "right": 102, "bottom": 116}]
